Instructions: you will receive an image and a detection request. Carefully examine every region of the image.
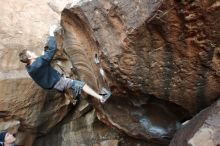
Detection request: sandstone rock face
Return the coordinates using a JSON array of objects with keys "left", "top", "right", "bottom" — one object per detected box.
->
[
  {"left": 0, "top": 0, "right": 71, "bottom": 145},
  {"left": 169, "top": 99, "right": 220, "bottom": 146}
]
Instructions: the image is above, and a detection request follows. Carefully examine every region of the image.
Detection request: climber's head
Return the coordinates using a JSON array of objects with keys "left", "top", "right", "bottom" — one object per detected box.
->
[
  {"left": 0, "top": 131, "right": 16, "bottom": 145},
  {"left": 19, "top": 49, "right": 37, "bottom": 64}
]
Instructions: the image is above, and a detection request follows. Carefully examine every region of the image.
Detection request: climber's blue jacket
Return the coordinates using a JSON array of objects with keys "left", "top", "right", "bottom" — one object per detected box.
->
[
  {"left": 26, "top": 36, "right": 62, "bottom": 89},
  {"left": 0, "top": 142, "right": 15, "bottom": 146}
]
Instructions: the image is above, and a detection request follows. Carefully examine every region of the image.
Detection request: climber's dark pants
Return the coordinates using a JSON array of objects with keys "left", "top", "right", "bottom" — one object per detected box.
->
[{"left": 53, "top": 76, "right": 85, "bottom": 97}]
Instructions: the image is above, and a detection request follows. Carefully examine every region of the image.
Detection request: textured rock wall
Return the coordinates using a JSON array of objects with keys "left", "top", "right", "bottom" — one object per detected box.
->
[
  {"left": 51, "top": 0, "right": 220, "bottom": 144},
  {"left": 0, "top": 0, "right": 71, "bottom": 145}
]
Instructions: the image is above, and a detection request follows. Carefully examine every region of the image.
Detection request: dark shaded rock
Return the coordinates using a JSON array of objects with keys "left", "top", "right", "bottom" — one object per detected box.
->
[{"left": 33, "top": 109, "right": 166, "bottom": 146}]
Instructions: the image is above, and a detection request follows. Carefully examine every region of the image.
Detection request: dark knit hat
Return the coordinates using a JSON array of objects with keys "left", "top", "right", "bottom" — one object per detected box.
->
[{"left": 0, "top": 131, "right": 7, "bottom": 142}]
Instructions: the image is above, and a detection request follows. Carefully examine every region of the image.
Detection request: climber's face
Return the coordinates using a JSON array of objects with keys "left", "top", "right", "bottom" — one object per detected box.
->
[
  {"left": 4, "top": 132, "right": 16, "bottom": 144},
  {"left": 26, "top": 50, "right": 38, "bottom": 60}
]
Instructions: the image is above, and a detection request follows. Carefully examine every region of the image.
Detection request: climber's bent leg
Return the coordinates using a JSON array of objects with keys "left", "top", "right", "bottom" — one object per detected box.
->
[{"left": 54, "top": 76, "right": 106, "bottom": 102}]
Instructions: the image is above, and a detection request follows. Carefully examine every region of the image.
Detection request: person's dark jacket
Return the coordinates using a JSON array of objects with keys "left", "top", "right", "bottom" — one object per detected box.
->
[
  {"left": 26, "top": 36, "right": 62, "bottom": 89},
  {"left": 0, "top": 142, "right": 16, "bottom": 146}
]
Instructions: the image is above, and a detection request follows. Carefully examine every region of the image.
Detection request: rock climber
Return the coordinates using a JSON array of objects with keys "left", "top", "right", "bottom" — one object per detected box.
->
[
  {"left": 0, "top": 131, "right": 16, "bottom": 146},
  {"left": 19, "top": 25, "right": 111, "bottom": 103}
]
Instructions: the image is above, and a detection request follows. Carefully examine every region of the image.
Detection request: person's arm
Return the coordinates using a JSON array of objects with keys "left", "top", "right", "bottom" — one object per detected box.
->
[{"left": 41, "top": 36, "right": 57, "bottom": 62}]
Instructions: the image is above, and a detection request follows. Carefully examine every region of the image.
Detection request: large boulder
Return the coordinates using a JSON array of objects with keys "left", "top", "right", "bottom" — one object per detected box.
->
[
  {"left": 57, "top": 0, "right": 220, "bottom": 143},
  {"left": 169, "top": 99, "right": 220, "bottom": 146},
  {"left": 61, "top": 0, "right": 220, "bottom": 113}
]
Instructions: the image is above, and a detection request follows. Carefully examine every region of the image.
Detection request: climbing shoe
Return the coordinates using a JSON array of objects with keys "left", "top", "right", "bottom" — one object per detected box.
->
[{"left": 99, "top": 87, "right": 112, "bottom": 103}]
